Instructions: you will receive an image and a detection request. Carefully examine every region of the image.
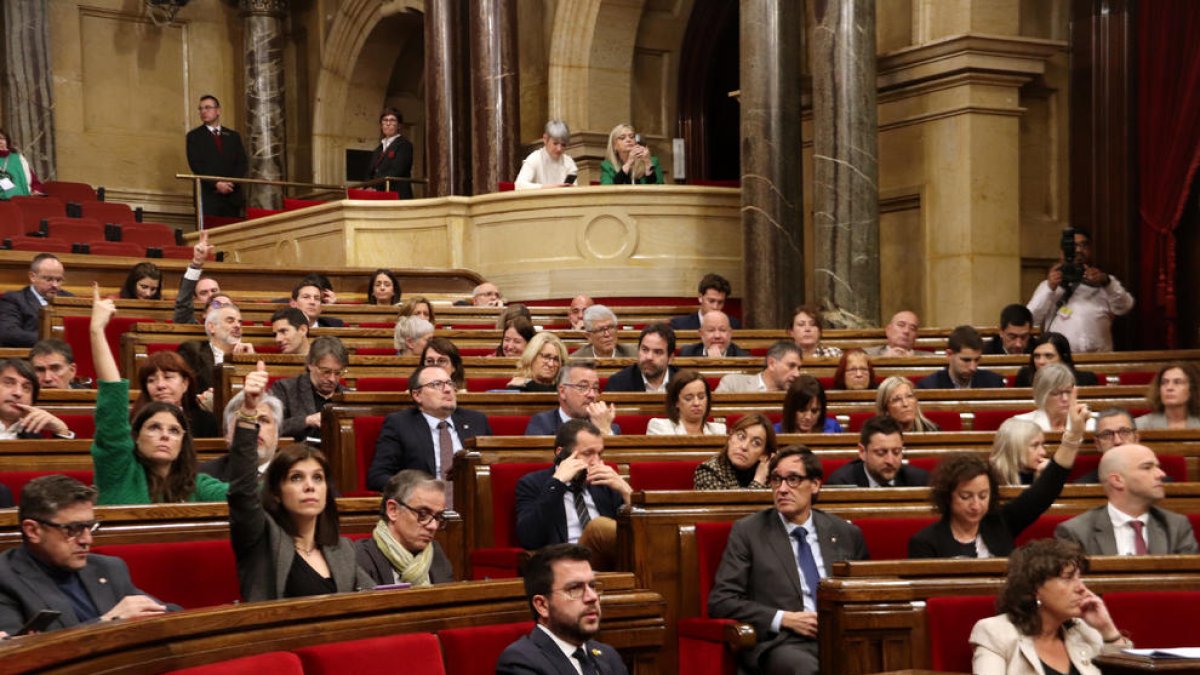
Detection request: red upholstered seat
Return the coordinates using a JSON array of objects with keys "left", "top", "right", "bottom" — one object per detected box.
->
[
  {"left": 282, "top": 197, "right": 325, "bottom": 210},
  {"left": 294, "top": 632, "right": 446, "bottom": 675},
  {"left": 353, "top": 347, "right": 397, "bottom": 355},
  {"left": 42, "top": 180, "right": 99, "bottom": 203},
  {"left": 490, "top": 415, "right": 532, "bottom": 436},
  {"left": 497, "top": 181, "right": 516, "bottom": 191},
  {"left": 1067, "top": 453, "right": 1187, "bottom": 483},
  {"left": 42, "top": 216, "right": 104, "bottom": 244},
  {"left": 469, "top": 462, "right": 550, "bottom": 579},
  {"left": 156, "top": 244, "right": 195, "bottom": 259},
  {"left": 13, "top": 196, "right": 66, "bottom": 231},
  {"left": 80, "top": 200, "right": 137, "bottom": 225},
  {"left": 346, "top": 188, "right": 399, "bottom": 200},
  {"left": 972, "top": 409, "right": 1020, "bottom": 431},
  {"left": 1117, "top": 371, "right": 1155, "bottom": 385},
  {"left": 1014, "top": 513, "right": 1073, "bottom": 546},
  {"left": 925, "top": 410, "right": 963, "bottom": 431},
  {"left": 0, "top": 201, "right": 24, "bottom": 237},
  {"left": 57, "top": 414, "right": 96, "bottom": 439},
  {"left": 91, "top": 539, "right": 240, "bottom": 609},
  {"left": 677, "top": 520, "right": 740, "bottom": 675},
  {"left": 353, "top": 415, "right": 387, "bottom": 492},
  {"left": 0, "top": 470, "right": 94, "bottom": 504},
  {"left": 86, "top": 241, "right": 146, "bottom": 257},
  {"left": 628, "top": 461, "right": 702, "bottom": 490},
  {"left": 5, "top": 236, "right": 72, "bottom": 253},
  {"left": 62, "top": 314, "right": 153, "bottom": 380},
  {"left": 355, "top": 377, "right": 410, "bottom": 392},
  {"left": 907, "top": 457, "right": 939, "bottom": 474},
  {"left": 1104, "top": 591, "right": 1200, "bottom": 647},
  {"left": 467, "top": 376, "right": 518, "bottom": 392},
  {"left": 851, "top": 516, "right": 937, "bottom": 560},
  {"left": 163, "top": 652, "right": 304, "bottom": 675},
  {"left": 119, "top": 222, "right": 177, "bottom": 248},
  {"left": 458, "top": 347, "right": 494, "bottom": 357},
  {"left": 925, "top": 595, "right": 996, "bottom": 672},
  {"left": 244, "top": 207, "right": 282, "bottom": 219},
  {"left": 614, "top": 414, "right": 652, "bottom": 435},
  {"left": 439, "top": 622, "right": 534, "bottom": 675},
  {"left": 724, "top": 411, "right": 783, "bottom": 428},
  {"left": 820, "top": 456, "right": 853, "bottom": 478}
]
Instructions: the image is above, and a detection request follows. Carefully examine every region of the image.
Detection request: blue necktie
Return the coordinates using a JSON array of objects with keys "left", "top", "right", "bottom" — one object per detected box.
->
[{"left": 792, "top": 527, "right": 822, "bottom": 603}]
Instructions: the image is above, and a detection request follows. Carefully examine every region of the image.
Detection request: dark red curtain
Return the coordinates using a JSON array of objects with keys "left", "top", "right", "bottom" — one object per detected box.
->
[{"left": 1137, "top": 0, "right": 1200, "bottom": 347}]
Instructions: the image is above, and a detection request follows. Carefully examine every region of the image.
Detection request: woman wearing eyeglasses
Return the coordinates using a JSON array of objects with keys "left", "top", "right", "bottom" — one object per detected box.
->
[
  {"left": 356, "top": 469, "right": 455, "bottom": 586},
  {"left": 1014, "top": 363, "right": 1095, "bottom": 432},
  {"left": 229, "top": 362, "right": 374, "bottom": 600},
  {"left": 508, "top": 332, "right": 567, "bottom": 392},
  {"left": 832, "top": 349, "right": 876, "bottom": 391},
  {"left": 89, "top": 284, "right": 228, "bottom": 506}
]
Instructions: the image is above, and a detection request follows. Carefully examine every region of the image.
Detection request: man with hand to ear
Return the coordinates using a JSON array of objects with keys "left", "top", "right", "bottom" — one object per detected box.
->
[{"left": 0, "top": 358, "right": 73, "bottom": 440}]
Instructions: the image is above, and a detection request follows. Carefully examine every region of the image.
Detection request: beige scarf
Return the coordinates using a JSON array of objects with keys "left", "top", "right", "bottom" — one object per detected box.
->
[{"left": 371, "top": 519, "right": 434, "bottom": 587}]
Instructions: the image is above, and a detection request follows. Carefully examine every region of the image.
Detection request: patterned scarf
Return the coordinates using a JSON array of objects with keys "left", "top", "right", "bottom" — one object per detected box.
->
[{"left": 371, "top": 519, "right": 434, "bottom": 587}]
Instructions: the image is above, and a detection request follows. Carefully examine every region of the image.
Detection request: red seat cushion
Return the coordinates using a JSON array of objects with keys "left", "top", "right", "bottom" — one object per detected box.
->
[
  {"left": 907, "top": 457, "right": 939, "bottom": 474},
  {"left": 282, "top": 198, "right": 325, "bottom": 210},
  {"left": 163, "top": 651, "right": 304, "bottom": 675},
  {"left": 1117, "top": 371, "right": 1155, "bottom": 386},
  {"left": 1014, "top": 513, "right": 1073, "bottom": 546},
  {"left": 490, "top": 415, "right": 532, "bottom": 436},
  {"left": 0, "top": 470, "right": 94, "bottom": 504},
  {"left": 628, "top": 461, "right": 701, "bottom": 490},
  {"left": 466, "top": 376, "right": 518, "bottom": 392},
  {"left": 614, "top": 414, "right": 652, "bottom": 435},
  {"left": 925, "top": 410, "right": 963, "bottom": 431},
  {"left": 926, "top": 595, "right": 996, "bottom": 672},
  {"left": 355, "top": 377, "right": 410, "bottom": 392},
  {"left": 353, "top": 416, "right": 387, "bottom": 492},
  {"left": 972, "top": 409, "right": 1019, "bottom": 431},
  {"left": 852, "top": 516, "right": 937, "bottom": 560},
  {"left": 468, "top": 462, "right": 549, "bottom": 579},
  {"left": 62, "top": 314, "right": 153, "bottom": 380},
  {"left": 694, "top": 521, "right": 735, "bottom": 617},
  {"left": 120, "top": 222, "right": 176, "bottom": 248},
  {"left": 1103, "top": 591, "right": 1200, "bottom": 647},
  {"left": 57, "top": 414, "right": 96, "bottom": 439},
  {"left": 294, "top": 633, "right": 445, "bottom": 675},
  {"left": 439, "top": 622, "right": 533, "bottom": 675},
  {"left": 42, "top": 180, "right": 98, "bottom": 203},
  {"left": 91, "top": 539, "right": 240, "bottom": 609},
  {"left": 346, "top": 188, "right": 399, "bottom": 200},
  {"left": 820, "top": 456, "right": 853, "bottom": 478},
  {"left": 87, "top": 241, "right": 146, "bottom": 257},
  {"left": 678, "top": 617, "right": 741, "bottom": 675},
  {"left": 244, "top": 207, "right": 282, "bottom": 219},
  {"left": 80, "top": 201, "right": 136, "bottom": 225}
]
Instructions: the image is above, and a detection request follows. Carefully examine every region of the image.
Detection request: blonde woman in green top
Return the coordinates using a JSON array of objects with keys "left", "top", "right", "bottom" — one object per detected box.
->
[
  {"left": 89, "top": 284, "right": 228, "bottom": 505},
  {"left": 600, "top": 124, "right": 664, "bottom": 185}
]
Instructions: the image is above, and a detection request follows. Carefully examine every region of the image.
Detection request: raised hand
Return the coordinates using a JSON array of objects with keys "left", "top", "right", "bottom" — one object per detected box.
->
[
  {"left": 90, "top": 282, "right": 116, "bottom": 332},
  {"left": 1066, "top": 388, "right": 1090, "bottom": 437},
  {"left": 192, "top": 230, "right": 213, "bottom": 267},
  {"left": 241, "top": 361, "right": 269, "bottom": 413}
]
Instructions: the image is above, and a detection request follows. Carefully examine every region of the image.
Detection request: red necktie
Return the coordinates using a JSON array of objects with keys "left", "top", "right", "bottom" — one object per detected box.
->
[
  {"left": 212, "top": 129, "right": 223, "bottom": 152},
  {"left": 1130, "top": 520, "right": 1148, "bottom": 555}
]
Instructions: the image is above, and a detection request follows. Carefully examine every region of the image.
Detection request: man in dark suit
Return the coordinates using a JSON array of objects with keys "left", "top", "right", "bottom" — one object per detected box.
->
[
  {"left": 709, "top": 445, "right": 869, "bottom": 675},
  {"left": 826, "top": 416, "right": 930, "bottom": 487},
  {"left": 1056, "top": 443, "right": 1198, "bottom": 555},
  {"left": 0, "top": 253, "right": 73, "bottom": 348},
  {"left": 916, "top": 325, "right": 1006, "bottom": 390},
  {"left": 185, "top": 94, "right": 247, "bottom": 218},
  {"left": 0, "top": 358, "right": 73, "bottom": 440},
  {"left": 356, "top": 470, "right": 455, "bottom": 586},
  {"left": 515, "top": 420, "right": 632, "bottom": 552},
  {"left": 28, "top": 339, "right": 84, "bottom": 390},
  {"left": 678, "top": 310, "right": 751, "bottom": 358},
  {"left": 367, "top": 107, "right": 414, "bottom": 199},
  {"left": 290, "top": 279, "right": 344, "bottom": 328},
  {"left": 0, "top": 475, "right": 176, "bottom": 635},
  {"left": 366, "top": 364, "right": 493, "bottom": 495},
  {"left": 984, "top": 304, "right": 1034, "bottom": 356},
  {"left": 496, "top": 543, "right": 628, "bottom": 675},
  {"left": 525, "top": 360, "right": 621, "bottom": 436},
  {"left": 177, "top": 302, "right": 254, "bottom": 394},
  {"left": 669, "top": 272, "right": 742, "bottom": 330},
  {"left": 268, "top": 336, "right": 348, "bottom": 444},
  {"left": 604, "top": 323, "right": 677, "bottom": 393},
  {"left": 198, "top": 387, "right": 282, "bottom": 483}
]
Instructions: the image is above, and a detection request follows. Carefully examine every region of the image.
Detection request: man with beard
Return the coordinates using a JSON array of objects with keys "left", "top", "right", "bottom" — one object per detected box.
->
[
  {"left": 496, "top": 543, "right": 629, "bottom": 675},
  {"left": 178, "top": 303, "right": 254, "bottom": 393},
  {"left": 604, "top": 324, "right": 677, "bottom": 393},
  {"left": 825, "top": 415, "right": 930, "bottom": 487}
]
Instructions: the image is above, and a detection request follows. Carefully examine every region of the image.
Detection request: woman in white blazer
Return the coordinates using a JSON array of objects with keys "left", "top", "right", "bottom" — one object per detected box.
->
[
  {"left": 970, "top": 539, "right": 1130, "bottom": 675},
  {"left": 646, "top": 369, "right": 726, "bottom": 436}
]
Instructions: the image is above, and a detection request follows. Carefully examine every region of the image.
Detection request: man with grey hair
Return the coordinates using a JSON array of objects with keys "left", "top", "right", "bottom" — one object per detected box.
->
[
  {"left": 178, "top": 302, "right": 254, "bottom": 394},
  {"left": 1074, "top": 407, "right": 1140, "bottom": 483},
  {"left": 471, "top": 282, "right": 504, "bottom": 308},
  {"left": 515, "top": 119, "right": 578, "bottom": 189},
  {"left": 0, "top": 253, "right": 74, "bottom": 348},
  {"left": 716, "top": 341, "right": 802, "bottom": 393},
  {"left": 1056, "top": 443, "right": 1197, "bottom": 555},
  {"left": 198, "top": 388, "right": 284, "bottom": 482},
  {"left": 572, "top": 305, "right": 636, "bottom": 359},
  {"left": 394, "top": 316, "right": 434, "bottom": 356},
  {"left": 269, "top": 336, "right": 348, "bottom": 444},
  {"left": 356, "top": 469, "right": 455, "bottom": 586},
  {"left": 525, "top": 360, "right": 621, "bottom": 436}
]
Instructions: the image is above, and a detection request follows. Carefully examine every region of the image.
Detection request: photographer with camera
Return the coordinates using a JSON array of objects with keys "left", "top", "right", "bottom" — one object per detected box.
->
[{"left": 1027, "top": 227, "right": 1134, "bottom": 353}]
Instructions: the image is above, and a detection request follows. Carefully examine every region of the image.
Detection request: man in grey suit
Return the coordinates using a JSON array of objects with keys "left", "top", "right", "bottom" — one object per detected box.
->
[
  {"left": 1056, "top": 443, "right": 1197, "bottom": 555},
  {"left": 0, "top": 475, "right": 174, "bottom": 635},
  {"left": 715, "top": 341, "right": 801, "bottom": 393},
  {"left": 268, "top": 336, "right": 348, "bottom": 444},
  {"left": 709, "top": 445, "right": 869, "bottom": 674}
]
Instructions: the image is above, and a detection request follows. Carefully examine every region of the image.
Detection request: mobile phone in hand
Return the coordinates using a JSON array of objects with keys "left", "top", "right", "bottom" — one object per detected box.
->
[
  {"left": 15, "top": 609, "right": 60, "bottom": 636},
  {"left": 564, "top": 174, "right": 578, "bottom": 185}
]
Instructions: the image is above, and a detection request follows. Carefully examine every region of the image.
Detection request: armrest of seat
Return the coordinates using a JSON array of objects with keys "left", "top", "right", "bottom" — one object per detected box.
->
[
  {"left": 678, "top": 618, "right": 756, "bottom": 675},
  {"left": 678, "top": 617, "right": 757, "bottom": 650}
]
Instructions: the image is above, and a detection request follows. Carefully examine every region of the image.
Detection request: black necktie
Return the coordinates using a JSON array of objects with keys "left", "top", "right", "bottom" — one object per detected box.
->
[
  {"left": 572, "top": 483, "right": 592, "bottom": 531},
  {"left": 573, "top": 646, "right": 600, "bottom": 675}
]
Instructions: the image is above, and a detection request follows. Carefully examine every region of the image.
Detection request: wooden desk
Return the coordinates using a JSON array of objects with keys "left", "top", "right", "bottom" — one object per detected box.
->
[{"left": 1094, "top": 653, "right": 1200, "bottom": 673}]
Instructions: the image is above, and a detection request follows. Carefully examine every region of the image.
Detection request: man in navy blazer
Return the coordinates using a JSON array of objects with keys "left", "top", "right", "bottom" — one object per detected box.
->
[
  {"left": 0, "top": 254, "right": 73, "bottom": 348},
  {"left": 677, "top": 310, "right": 751, "bottom": 358},
  {"left": 496, "top": 543, "right": 629, "bottom": 675},
  {"left": 185, "top": 95, "right": 247, "bottom": 218},
  {"left": 514, "top": 420, "right": 632, "bottom": 551},
  {"left": 290, "top": 280, "right": 345, "bottom": 328},
  {"left": 915, "top": 325, "right": 1006, "bottom": 390},
  {"left": 668, "top": 272, "right": 742, "bottom": 330},
  {"left": 526, "top": 360, "right": 621, "bottom": 436},
  {"left": 604, "top": 323, "right": 678, "bottom": 393},
  {"left": 0, "top": 475, "right": 177, "bottom": 635},
  {"left": 825, "top": 416, "right": 930, "bottom": 487},
  {"left": 367, "top": 365, "right": 492, "bottom": 493}
]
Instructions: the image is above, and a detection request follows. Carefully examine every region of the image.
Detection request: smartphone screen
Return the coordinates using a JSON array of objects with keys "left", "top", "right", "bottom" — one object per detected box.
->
[
  {"left": 564, "top": 174, "right": 578, "bottom": 185},
  {"left": 16, "top": 609, "right": 60, "bottom": 636}
]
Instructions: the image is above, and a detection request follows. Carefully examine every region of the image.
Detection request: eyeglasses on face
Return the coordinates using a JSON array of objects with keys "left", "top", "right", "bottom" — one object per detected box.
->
[
  {"left": 536, "top": 352, "right": 562, "bottom": 364},
  {"left": 768, "top": 473, "right": 812, "bottom": 489},
  {"left": 314, "top": 366, "right": 347, "bottom": 378},
  {"left": 1095, "top": 427, "right": 1137, "bottom": 442},
  {"left": 562, "top": 382, "right": 601, "bottom": 394},
  {"left": 416, "top": 379, "right": 455, "bottom": 392},
  {"left": 36, "top": 519, "right": 101, "bottom": 539},
  {"left": 552, "top": 580, "right": 604, "bottom": 600},
  {"left": 588, "top": 324, "right": 616, "bottom": 335},
  {"left": 394, "top": 501, "right": 448, "bottom": 529}
]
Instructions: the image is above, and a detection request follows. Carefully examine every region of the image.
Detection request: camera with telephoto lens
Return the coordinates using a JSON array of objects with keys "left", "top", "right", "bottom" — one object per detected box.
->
[{"left": 1059, "top": 227, "right": 1084, "bottom": 288}]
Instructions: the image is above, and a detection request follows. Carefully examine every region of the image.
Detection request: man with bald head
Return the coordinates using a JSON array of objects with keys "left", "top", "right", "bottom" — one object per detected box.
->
[
  {"left": 1055, "top": 444, "right": 1197, "bottom": 555},
  {"left": 864, "top": 310, "right": 937, "bottom": 358},
  {"left": 679, "top": 311, "right": 751, "bottom": 358},
  {"left": 567, "top": 294, "right": 594, "bottom": 330}
]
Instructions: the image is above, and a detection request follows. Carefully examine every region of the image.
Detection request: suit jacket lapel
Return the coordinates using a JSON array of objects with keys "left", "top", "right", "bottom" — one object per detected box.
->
[
  {"left": 79, "top": 561, "right": 119, "bottom": 617},
  {"left": 1091, "top": 509, "right": 1119, "bottom": 556},
  {"left": 1148, "top": 508, "right": 1170, "bottom": 554},
  {"left": 765, "top": 511, "right": 805, "bottom": 597},
  {"left": 12, "top": 549, "right": 80, "bottom": 627},
  {"left": 813, "top": 510, "right": 846, "bottom": 575},
  {"left": 411, "top": 410, "right": 438, "bottom": 476},
  {"left": 1015, "top": 633, "right": 1045, "bottom": 674},
  {"left": 529, "top": 626, "right": 581, "bottom": 675}
]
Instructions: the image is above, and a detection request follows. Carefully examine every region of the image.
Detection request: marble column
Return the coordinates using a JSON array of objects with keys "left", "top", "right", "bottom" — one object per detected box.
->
[
  {"left": 810, "top": 0, "right": 880, "bottom": 327},
  {"left": 468, "top": 0, "right": 520, "bottom": 194},
  {"left": 425, "top": 0, "right": 471, "bottom": 196},
  {"left": 739, "top": 0, "right": 805, "bottom": 328},
  {"left": 240, "top": 0, "right": 288, "bottom": 209},
  {"left": 2, "top": 0, "right": 56, "bottom": 181}
]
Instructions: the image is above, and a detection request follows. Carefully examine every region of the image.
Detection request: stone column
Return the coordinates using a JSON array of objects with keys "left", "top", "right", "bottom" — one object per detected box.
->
[
  {"left": 739, "top": 0, "right": 805, "bottom": 328},
  {"left": 240, "top": 0, "right": 288, "bottom": 209},
  {"left": 2, "top": 0, "right": 56, "bottom": 181},
  {"left": 810, "top": 0, "right": 880, "bottom": 328},
  {"left": 425, "top": 0, "right": 471, "bottom": 196},
  {"left": 468, "top": 0, "right": 520, "bottom": 194}
]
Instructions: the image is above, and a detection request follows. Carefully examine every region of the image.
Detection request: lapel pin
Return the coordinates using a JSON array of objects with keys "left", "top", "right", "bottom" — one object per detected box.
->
[
  {"left": 99, "top": 578, "right": 108, "bottom": 584},
  {"left": 591, "top": 648, "right": 601, "bottom": 656}
]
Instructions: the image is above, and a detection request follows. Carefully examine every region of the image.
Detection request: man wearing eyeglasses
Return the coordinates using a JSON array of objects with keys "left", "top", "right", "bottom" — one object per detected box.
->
[
  {"left": 0, "top": 475, "right": 175, "bottom": 635},
  {"left": 270, "top": 336, "right": 349, "bottom": 444},
  {"left": 496, "top": 543, "right": 628, "bottom": 675},
  {"left": 0, "top": 253, "right": 74, "bottom": 348},
  {"left": 186, "top": 94, "right": 247, "bottom": 219},
  {"left": 709, "top": 446, "right": 868, "bottom": 675},
  {"left": 525, "top": 360, "right": 621, "bottom": 436},
  {"left": 356, "top": 470, "right": 455, "bottom": 586},
  {"left": 1073, "top": 408, "right": 1140, "bottom": 484},
  {"left": 366, "top": 364, "right": 492, "bottom": 494},
  {"left": 571, "top": 305, "right": 636, "bottom": 359},
  {"left": 173, "top": 231, "right": 232, "bottom": 325}
]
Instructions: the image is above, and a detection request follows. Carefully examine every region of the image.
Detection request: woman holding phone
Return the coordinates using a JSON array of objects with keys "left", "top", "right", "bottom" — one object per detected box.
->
[{"left": 600, "top": 124, "right": 664, "bottom": 185}]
